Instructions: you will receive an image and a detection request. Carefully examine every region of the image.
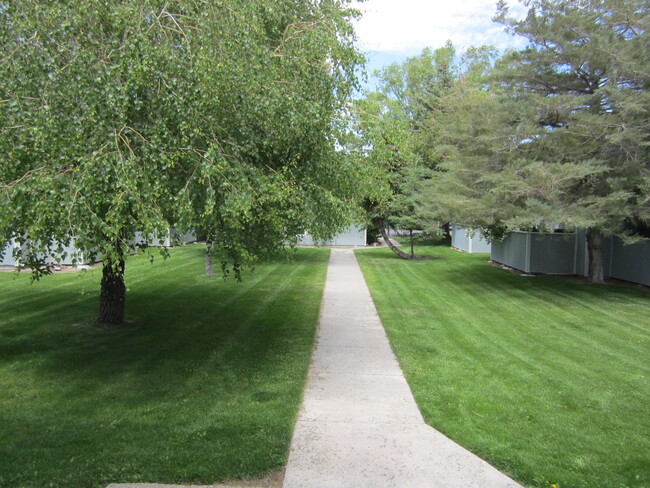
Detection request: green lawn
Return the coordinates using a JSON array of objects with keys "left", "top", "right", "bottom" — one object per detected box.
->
[
  {"left": 356, "top": 240, "right": 649, "bottom": 488},
  {"left": 0, "top": 245, "right": 329, "bottom": 488}
]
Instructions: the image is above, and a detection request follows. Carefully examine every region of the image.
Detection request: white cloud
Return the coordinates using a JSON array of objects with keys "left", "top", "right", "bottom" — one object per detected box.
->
[{"left": 352, "top": 0, "right": 528, "bottom": 54}]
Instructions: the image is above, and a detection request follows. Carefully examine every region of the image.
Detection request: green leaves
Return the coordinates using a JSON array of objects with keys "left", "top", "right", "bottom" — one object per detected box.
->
[
  {"left": 428, "top": 0, "right": 649, "bottom": 242},
  {"left": 1, "top": 1, "right": 364, "bottom": 295},
  {"left": 352, "top": 44, "right": 497, "bottom": 236},
  {"left": 0, "top": 0, "right": 365, "bottom": 318}
]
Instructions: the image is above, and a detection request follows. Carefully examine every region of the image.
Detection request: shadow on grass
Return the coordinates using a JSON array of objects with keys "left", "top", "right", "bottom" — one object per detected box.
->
[
  {"left": 0, "top": 246, "right": 324, "bottom": 403},
  {"left": 0, "top": 246, "right": 329, "bottom": 487}
]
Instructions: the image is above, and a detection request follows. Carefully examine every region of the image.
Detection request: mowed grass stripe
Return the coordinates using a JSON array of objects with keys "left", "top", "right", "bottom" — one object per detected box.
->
[
  {"left": 537, "top": 282, "right": 649, "bottom": 329},
  {"left": 366, "top": 256, "right": 647, "bottom": 394},
  {"left": 377, "top": 250, "right": 648, "bottom": 390},
  {"left": 356, "top": 241, "right": 649, "bottom": 488},
  {"left": 125, "top": 259, "right": 284, "bottom": 321},
  {"left": 198, "top": 262, "right": 315, "bottom": 366},
  {"left": 0, "top": 245, "right": 330, "bottom": 488},
  {"left": 376, "top": 263, "right": 582, "bottom": 389},
  {"left": 403, "top": 259, "right": 647, "bottom": 378}
]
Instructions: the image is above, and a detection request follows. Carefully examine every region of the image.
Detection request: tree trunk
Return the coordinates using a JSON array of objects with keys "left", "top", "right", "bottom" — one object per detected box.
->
[
  {"left": 586, "top": 228, "right": 605, "bottom": 284},
  {"left": 205, "top": 241, "right": 213, "bottom": 277},
  {"left": 379, "top": 225, "right": 415, "bottom": 260},
  {"left": 409, "top": 229, "right": 414, "bottom": 258},
  {"left": 99, "top": 257, "right": 126, "bottom": 324},
  {"left": 441, "top": 222, "right": 451, "bottom": 240}
]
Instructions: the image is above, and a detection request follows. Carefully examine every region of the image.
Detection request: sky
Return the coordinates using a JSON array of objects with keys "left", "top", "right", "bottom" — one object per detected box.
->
[{"left": 351, "top": 0, "right": 529, "bottom": 85}]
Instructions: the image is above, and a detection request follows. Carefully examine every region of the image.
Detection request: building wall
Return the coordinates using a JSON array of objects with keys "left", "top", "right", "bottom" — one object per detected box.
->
[
  {"left": 173, "top": 229, "right": 197, "bottom": 246},
  {"left": 0, "top": 239, "right": 19, "bottom": 267},
  {"left": 1, "top": 238, "right": 93, "bottom": 266},
  {"left": 297, "top": 226, "right": 367, "bottom": 247},
  {"left": 1, "top": 229, "right": 196, "bottom": 268},
  {"left": 451, "top": 225, "right": 491, "bottom": 253},
  {"left": 133, "top": 229, "right": 196, "bottom": 248}
]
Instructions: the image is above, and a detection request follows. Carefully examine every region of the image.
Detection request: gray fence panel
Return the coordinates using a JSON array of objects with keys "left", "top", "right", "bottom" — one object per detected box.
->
[
  {"left": 530, "top": 234, "right": 576, "bottom": 274},
  {"left": 490, "top": 240, "right": 506, "bottom": 264},
  {"left": 506, "top": 233, "right": 529, "bottom": 271},
  {"left": 492, "top": 230, "right": 649, "bottom": 286},
  {"left": 610, "top": 238, "right": 650, "bottom": 286},
  {"left": 451, "top": 225, "right": 471, "bottom": 252},
  {"left": 472, "top": 234, "right": 492, "bottom": 253},
  {"left": 492, "top": 232, "right": 576, "bottom": 275},
  {"left": 451, "top": 225, "right": 491, "bottom": 253},
  {"left": 575, "top": 230, "right": 588, "bottom": 277},
  {"left": 491, "top": 232, "right": 528, "bottom": 271}
]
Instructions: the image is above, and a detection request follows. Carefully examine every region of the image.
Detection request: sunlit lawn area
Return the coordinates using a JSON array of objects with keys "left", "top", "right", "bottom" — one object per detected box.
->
[
  {"left": 356, "top": 239, "right": 649, "bottom": 488},
  {"left": 0, "top": 245, "right": 329, "bottom": 488}
]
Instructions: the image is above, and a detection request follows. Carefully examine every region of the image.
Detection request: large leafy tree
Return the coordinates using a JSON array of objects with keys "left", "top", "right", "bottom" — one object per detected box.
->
[
  {"left": 374, "top": 42, "right": 458, "bottom": 169},
  {"left": 0, "top": 0, "right": 364, "bottom": 323},
  {"left": 431, "top": 0, "right": 649, "bottom": 282}
]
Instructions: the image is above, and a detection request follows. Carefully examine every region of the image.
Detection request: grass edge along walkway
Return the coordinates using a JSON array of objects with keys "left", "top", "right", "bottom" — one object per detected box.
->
[
  {"left": 0, "top": 245, "right": 330, "bottom": 488},
  {"left": 355, "top": 240, "right": 649, "bottom": 488},
  {"left": 283, "top": 248, "right": 522, "bottom": 488}
]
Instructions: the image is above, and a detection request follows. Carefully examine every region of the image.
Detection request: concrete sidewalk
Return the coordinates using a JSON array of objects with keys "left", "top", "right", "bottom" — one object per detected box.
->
[{"left": 282, "top": 249, "right": 523, "bottom": 488}]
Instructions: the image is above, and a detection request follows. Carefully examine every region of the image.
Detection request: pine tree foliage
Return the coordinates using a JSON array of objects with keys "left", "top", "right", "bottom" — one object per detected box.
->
[{"left": 429, "top": 0, "right": 649, "bottom": 281}]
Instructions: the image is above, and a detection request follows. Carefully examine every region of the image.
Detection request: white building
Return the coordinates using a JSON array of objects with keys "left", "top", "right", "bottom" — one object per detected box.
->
[
  {"left": 296, "top": 225, "right": 367, "bottom": 247},
  {"left": 451, "top": 224, "right": 491, "bottom": 253}
]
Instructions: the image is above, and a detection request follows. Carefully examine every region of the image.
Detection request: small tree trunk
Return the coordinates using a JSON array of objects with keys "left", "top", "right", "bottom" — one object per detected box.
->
[
  {"left": 379, "top": 225, "right": 415, "bottom": 260},
  {"left": 99, "top": 257, "right": 126, "bottom": 324},
  {"left": 205, "top": 241, "right": 213, "bottom": 277},
  {"left": 586, "top": 228, "right": 605, "bottom": 284},
  {"left": 409, "top": 229, "right": 414, "bottom": 258}
]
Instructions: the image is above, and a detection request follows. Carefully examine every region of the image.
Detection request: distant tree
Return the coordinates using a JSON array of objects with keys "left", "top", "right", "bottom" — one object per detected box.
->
[
  {"left": 430, "top": 0, "right": 649, "bottom": 283},
  {"left": 351, "top": 45, "right": 453, "bottom": 259},
  {"left": 352, "top": 43, "right": 501, "bottom": 259},
  {"left": 375, "top": 42, "right": 458, "bottom": 169},
  {"left": 349, "top": 91, "right": 419, "bottom": 258},
  {"left": 0, "top": 0, "right": 364, "bottom": 324},
  {"left": 385, "top": 164, "right": 432, "bottom": 258}
]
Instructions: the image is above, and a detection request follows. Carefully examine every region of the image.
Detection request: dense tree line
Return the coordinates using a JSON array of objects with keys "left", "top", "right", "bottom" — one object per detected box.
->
[
  {"left": 2, "top": 0, "right": 647, "bottom": 327},
  {"left": 353, "top": 0, "right": 649, "bottom": 282}
]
